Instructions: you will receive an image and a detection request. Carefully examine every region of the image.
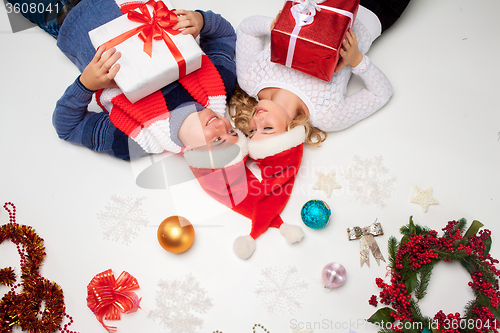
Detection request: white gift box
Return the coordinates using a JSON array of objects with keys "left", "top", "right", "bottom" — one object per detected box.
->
[{"left": 88, "top": 0, "right": 202, "bottom": 103}]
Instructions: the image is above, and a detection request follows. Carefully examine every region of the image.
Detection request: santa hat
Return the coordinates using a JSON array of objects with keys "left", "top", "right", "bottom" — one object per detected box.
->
[
  {"left": 185, "top": 129, "right": 299, "bottom": 259},
  {"left": 240, "top": 125, "right": 307, "bottom": 254}
]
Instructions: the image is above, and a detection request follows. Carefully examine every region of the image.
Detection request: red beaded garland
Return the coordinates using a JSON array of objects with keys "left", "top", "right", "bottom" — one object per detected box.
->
[
  {"left": 368, "top": 218, "right": 500, "bottom": 333},
  {"left": 0, "top": 202, "right": 77, "bottom": 333}
]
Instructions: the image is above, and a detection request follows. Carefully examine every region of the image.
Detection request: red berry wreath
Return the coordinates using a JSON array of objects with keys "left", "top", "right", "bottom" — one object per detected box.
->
[{"left": 368, "top": 217, "right": 500, "bottom": 333}]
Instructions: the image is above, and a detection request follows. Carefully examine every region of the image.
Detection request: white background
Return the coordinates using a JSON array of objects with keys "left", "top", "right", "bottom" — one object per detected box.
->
[{"left": 1, "top": 0, "right": 499, "bottom": 332}]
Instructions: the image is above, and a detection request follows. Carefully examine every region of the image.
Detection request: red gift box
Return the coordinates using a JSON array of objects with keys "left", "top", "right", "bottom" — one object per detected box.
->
[{"left": 271, "top": 0, "right": 360, "bottom": 81}]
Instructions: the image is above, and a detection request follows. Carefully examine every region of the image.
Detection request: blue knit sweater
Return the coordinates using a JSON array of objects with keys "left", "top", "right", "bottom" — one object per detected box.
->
[{"left": 53, "top": 0, "right": 236, "bottom": 161}]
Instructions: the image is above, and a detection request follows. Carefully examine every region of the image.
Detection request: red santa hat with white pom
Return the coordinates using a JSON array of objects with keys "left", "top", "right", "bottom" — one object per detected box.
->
[
  {"left": 231, "top": 125, "right": 307, "bottom": 259},
  {"left": 184, "top": 127, "right": 305, "bottom": 259}
]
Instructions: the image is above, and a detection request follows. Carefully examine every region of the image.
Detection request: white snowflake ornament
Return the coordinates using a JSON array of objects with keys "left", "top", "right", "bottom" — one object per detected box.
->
[
  {"left": 97, "top": 195, "right": 149, "bottom": 244},
  {"left": 149, "top": 274, "right": 213, "bottom": 333},
  {"left": 344, "top": 155, "right": 396, "bottom": 208},
  {"left": 255, "top": 266, "right": 308, "bottom": 315}
]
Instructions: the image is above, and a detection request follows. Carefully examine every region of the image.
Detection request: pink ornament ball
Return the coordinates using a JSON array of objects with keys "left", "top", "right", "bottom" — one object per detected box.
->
[{"left": 322, "top": 262, "right": 347, "bottom": 289}]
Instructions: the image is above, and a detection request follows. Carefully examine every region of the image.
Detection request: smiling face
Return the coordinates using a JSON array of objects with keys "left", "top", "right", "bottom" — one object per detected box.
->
[
  {"left": 248, "top": 99, "right": 291, "bottom": 140},
  {"left": 179, "top": 108, "right": 239, "bottom": 150}
]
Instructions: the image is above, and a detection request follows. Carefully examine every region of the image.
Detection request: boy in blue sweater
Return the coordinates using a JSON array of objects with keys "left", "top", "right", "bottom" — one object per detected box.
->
[{"left": 9, "top": 0, "right": 238, "bottom": 160}]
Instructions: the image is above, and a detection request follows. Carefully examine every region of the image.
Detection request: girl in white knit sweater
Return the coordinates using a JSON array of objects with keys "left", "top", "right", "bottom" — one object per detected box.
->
[{"left": 230, "top": 0, "right": 410, "bottom": 146}]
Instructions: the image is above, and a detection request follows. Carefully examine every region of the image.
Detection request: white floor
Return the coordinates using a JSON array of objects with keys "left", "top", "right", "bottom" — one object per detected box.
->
[{"left": 1, "top": 0, "right": 500, "bottom": 332}]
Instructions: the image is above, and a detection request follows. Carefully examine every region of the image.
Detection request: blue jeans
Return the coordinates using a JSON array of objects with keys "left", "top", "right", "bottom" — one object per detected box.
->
[{"left": 6, "top": 0, "right": 78, "bottom": 38}]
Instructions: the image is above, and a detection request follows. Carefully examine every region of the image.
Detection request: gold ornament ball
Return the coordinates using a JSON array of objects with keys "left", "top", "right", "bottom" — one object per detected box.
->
[{"left": 157, "top": 216, "right": 195, "bottom": 253}]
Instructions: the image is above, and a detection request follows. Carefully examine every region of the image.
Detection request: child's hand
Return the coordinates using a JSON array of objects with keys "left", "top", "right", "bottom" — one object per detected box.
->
[
  {"left": 80, "top": 46, "right": 121, "bottom": 91},
  {"left": 173, "top": 10, "right": 203, "bottom": 38},
  {"left": 271, "top": 10, "right": 282, "bottom": 31},
  {"left": 334, "top": 29, "right": 363, "bottom": 73}
]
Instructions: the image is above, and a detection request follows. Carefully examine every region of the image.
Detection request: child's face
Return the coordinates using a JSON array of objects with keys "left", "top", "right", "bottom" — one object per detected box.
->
[
  {"left": 248, "top": 99, "right": 289, "bottom": 140},
  {"left": 181, "top": 108, "right": 238, "bottom": 149}
]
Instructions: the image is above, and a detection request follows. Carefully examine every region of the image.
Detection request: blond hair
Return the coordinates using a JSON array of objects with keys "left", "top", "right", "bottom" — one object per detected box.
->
[{"left": 229, "top": 85, "right": 327, "bottom": 147}]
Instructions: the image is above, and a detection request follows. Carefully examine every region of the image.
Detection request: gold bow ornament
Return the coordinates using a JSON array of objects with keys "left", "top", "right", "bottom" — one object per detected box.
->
[{"left": 347, "top": 222, "right": 385, "bottom": 267}]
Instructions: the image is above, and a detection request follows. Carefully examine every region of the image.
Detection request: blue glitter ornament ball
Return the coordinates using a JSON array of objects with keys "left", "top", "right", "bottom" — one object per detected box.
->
[{"left": 301, "top": 200, "right": 331, "bottom": 229}]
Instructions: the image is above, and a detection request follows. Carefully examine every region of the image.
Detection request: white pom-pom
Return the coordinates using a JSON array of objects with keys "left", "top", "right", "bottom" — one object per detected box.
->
[
  {"left": 279, "top": 223, "right": 304, "bottom": 244},
  {"left": 233, "top": 235, "right": 256, "bottom": 259}
]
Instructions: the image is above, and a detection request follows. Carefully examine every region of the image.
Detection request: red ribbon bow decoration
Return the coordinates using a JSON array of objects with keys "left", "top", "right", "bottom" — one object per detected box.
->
[
  {"left": 99, "top": 0, "right": 187, "bottom": 77},
  {"left": 87, "top": 269, "right": 141, "bottom": 333}
]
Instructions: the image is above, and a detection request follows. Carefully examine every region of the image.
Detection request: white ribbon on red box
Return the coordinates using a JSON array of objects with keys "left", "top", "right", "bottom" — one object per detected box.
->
[{"left": 285, "top": 0, "right": 355, "bottom": 68}]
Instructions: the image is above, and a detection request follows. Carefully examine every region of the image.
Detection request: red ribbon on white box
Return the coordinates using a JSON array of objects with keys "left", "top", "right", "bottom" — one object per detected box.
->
[
  {"left": 99, "top": 0, "right": 187, "bottom": 78},
  {"left": 285, "top": 0, "right": 355, "bottom": 68}
]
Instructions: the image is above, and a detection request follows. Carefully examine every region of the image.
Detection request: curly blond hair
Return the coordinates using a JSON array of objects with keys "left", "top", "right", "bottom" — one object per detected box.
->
[{"left": 229, "top": 85, "right": 327, "bottom": 146}]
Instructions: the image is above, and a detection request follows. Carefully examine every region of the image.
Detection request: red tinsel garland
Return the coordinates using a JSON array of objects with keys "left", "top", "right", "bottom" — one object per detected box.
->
[{"left": 0, "top": 202, "right": 77, "bottom": 333}]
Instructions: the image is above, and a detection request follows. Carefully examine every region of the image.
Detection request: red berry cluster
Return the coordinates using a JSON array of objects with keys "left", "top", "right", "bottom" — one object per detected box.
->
[
  {"left": 371, "top": 274, "right": 412, "bottom": 321},
  {"left": 468, "top": 235, "right": 487, "bottom": 258},
  {"left": 368, "top": 295, "right": 378, "bottom": 306},
  {"left": 395, "top": 234, "right": 439, "bottom": 270},
  {"left": 433, "top": 311, "right": 462, "bottom": 333},
  {"left": 479, "top": 229, "right": 491, "bottom": 240},
  {"left": 457, "top": 243, "right": 473, "bottom": 256},
  {"left": 467, "top": 234, "right": 500, "bottom": 275},
  {"left": 472, "top": 306, "right": 499, "bottom": 333},
  {"left": 454, "top": 225, "right": 500, "bottom": 279},
  {"left": 468, "top": 272, "right": 500, "bottom": 308},
  {"left": 442, "top": 220, "right": 462, "bottom": 234},
  {"left": 439, "top": 221, "right": 465, "bottom": 257}
]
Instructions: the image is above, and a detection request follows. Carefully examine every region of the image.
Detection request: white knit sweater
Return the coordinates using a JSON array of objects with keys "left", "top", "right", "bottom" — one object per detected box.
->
[{"left": 235, "top": 11, "right": 394, "bottom": 132}]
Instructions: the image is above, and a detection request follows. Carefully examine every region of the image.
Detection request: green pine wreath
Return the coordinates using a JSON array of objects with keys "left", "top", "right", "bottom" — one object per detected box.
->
[{"left": 367, "top": 217, "right": 500, "bottom": 333}]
